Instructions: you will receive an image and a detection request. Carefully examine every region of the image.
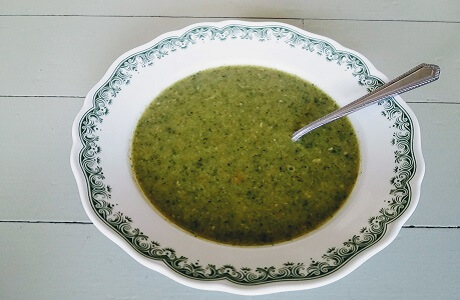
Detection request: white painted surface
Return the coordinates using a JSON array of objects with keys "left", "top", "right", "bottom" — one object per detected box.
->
[
  {"left": 0, "top": 18, "right": 458, "bottom": 102},
  {"left": 0, "top": 224, "right": 458, "bottom": 299},
  {"left": 2, "top": 0, "right": 459, "bottom": 22},
  {"left": 0, "top": 1, "right": 459, "bottom": 298},
  {"left": 1, "top": 99, "right": 458, "bottom": 224}
]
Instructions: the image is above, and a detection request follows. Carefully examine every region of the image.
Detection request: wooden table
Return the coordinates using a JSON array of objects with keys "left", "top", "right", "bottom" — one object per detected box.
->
[{"left": 1, "top": 1, "right": 459, "bottom": 299}]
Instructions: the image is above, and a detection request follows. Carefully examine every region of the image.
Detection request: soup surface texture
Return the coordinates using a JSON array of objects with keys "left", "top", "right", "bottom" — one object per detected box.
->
[{"left": 131, "top": 66, "right": 359, "bottom": 246}]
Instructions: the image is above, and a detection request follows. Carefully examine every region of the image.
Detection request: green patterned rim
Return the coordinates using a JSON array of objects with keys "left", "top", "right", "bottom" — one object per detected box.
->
[{"left": 70, "top": 21, "right": 424, "bottom": 294}]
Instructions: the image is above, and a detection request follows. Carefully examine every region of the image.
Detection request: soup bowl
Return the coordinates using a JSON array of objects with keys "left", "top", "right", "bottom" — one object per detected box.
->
[{"left": 70, "top": 20, "right": 424, "bottom": 295}]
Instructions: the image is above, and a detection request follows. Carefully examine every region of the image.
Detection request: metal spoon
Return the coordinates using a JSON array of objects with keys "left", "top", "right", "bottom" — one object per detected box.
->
[{"left": 292, "top": 63, "right": 441, "bottom": 142}]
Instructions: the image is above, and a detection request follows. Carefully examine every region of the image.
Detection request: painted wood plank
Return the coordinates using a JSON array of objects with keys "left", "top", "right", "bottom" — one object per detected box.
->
[
  {"left": 0, "top": 17, "right": 300, "bottom": 97},
  {"left": 0, "top": 98, "right": 459, "bottom": 225},
  {"left": 0, "top": 97, "right": 89, "bottom": 222},
  {"left": 406, "top": 103, "right": 460, "bottom": 225},
  {"left": 0, "top": 223, "right": 458, "bottom": 299},
  {"left": 1, "top": 0, "right": 458, "bottom": 22},
  {"left": 301, "top": 20, "right": 460, "bottom": 103},
  {"left": 0, "top": 17, "right": 457, "bottom": 102}
]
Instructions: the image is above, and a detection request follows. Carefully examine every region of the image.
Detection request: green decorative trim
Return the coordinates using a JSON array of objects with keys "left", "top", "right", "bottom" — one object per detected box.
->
[{"left": 78, "top": 24, "right": 415, "bottom": 285}]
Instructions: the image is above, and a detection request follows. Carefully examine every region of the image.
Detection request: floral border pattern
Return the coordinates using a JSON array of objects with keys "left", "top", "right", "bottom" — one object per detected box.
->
[{"left": 77, "top": 24, "right": 415, "bottom": 285}]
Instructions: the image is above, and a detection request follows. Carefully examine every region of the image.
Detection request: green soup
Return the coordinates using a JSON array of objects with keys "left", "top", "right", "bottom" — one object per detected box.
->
[{"left": 131, "top": 66, "right": 360, "bottom": 246}]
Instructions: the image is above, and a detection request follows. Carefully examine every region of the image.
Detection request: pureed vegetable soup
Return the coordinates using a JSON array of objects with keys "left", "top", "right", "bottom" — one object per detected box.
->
[{"left": 131, "top": 66, "right": 360, "bottom": 246}]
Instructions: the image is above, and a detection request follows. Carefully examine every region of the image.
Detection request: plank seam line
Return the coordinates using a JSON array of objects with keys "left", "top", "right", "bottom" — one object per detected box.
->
[
  {"left": 0, "top": 95, "right": 85, "bottom": 99},
  {"left": 0, "top": 15, "right": 458, "bottom": 23},
  {"left": 0, "top": 220, "right": 92, "bottom": 224},
  {"left": 0, "top": 220, "right": 459, "bottom": 228},
  {"left": 402, "top": 225, "right": 460, "bottom": 229},
  {"left": 405, "top": 101, "right": 460, "bottom": 104}
]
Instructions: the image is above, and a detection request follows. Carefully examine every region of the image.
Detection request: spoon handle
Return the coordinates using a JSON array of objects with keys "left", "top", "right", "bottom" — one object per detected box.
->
[{"left": 292, "top": 63, "right": 441, "bottom": 142}]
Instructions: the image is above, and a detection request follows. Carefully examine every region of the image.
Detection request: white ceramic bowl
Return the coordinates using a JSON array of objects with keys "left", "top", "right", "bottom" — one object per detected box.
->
[{"left": 70, "top": 20, "right": 424, "bottom": 295}]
